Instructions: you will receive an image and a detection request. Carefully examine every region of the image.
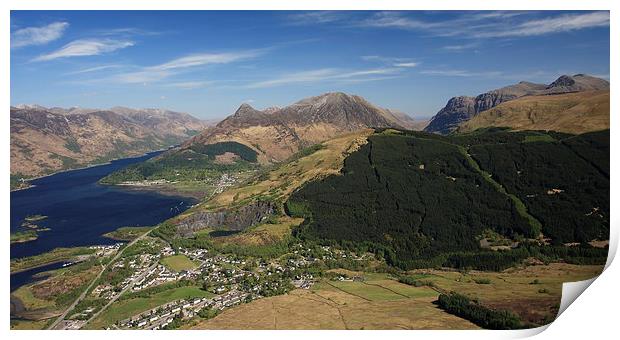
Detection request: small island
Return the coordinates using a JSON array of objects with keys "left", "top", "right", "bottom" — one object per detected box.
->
[
  {"left": 10, "top": 230, "right": 38, "bottom": 244},
  {"left": 12, "top": 215, "right": 51, "bottom": 244},
  {"left": 24, "top": 214, "right": 48, "bottom": 222}
]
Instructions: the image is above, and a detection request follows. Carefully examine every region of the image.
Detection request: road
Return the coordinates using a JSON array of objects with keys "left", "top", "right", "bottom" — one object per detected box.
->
[
  {"left": 47, "top": 229, "right": 152, "bottom": 330},
  {"left": 82, "top": 261, "right": 159, "bottom": 328}
]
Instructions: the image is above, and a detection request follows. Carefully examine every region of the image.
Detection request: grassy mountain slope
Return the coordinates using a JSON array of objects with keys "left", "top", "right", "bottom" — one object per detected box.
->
[
  {"left": 425, "top": 74, "right": 609, "bottom": 134},
  {"left": 459, "top": 90, "right": 609, "bottom": 134}
]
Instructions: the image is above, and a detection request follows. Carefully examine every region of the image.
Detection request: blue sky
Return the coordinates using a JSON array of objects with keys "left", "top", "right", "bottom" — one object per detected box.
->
[{"left": 10, "top": 10, "right": 610, "bottom": 119}]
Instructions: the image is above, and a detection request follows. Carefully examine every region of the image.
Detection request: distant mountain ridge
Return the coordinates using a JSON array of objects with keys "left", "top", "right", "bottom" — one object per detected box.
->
[
  {"left": 10, "top": 105, "right": 211, "bottom": 180},
  {"left": 424, "top": 74, "right": 610, "bottom": 134},
  {"left": 183, "top": 92, "right": 421, "bottom": 163}
]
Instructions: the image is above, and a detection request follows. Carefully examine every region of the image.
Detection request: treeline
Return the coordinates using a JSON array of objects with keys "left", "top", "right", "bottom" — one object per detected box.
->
[
  {"left": 189, "top": 141, "right": 258, "bottom": 162},
  {"left": 295, "top": 234, "right": 607, "bottom": 271},
  {"left": 437, "top": 292, "right": 523, "bottom": 329}
]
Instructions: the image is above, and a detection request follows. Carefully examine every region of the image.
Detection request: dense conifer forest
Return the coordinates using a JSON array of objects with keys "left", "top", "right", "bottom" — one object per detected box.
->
[{"left": 287, "top": 129, "right": 609, "bottom": 269}]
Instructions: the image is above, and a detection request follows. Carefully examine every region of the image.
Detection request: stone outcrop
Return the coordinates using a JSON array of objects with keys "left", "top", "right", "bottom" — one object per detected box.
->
[{"left": 176, "top": 201, "right": 276, "bottom": 237}]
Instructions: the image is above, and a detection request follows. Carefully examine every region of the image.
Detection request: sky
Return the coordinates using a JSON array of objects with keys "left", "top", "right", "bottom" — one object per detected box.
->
[{"left": 10, "top": 10, "right": 610, "bottom": 119}]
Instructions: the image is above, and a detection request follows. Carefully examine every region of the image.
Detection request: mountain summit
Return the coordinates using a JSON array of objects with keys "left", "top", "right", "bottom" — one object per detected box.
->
[
  {"left": 425, "top": 74, "right": 609, "bottom": 134},
  {"left": 182, "top": 92, "right": 418, "bottom": 163}
]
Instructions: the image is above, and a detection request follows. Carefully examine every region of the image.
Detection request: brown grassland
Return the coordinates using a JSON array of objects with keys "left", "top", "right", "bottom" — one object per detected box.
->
[
  {"left": 188, "top": 263, "right": 602, "bottom": 329},
  {"left": 459, "top": 90, "right": 610, "bottom": 134}
]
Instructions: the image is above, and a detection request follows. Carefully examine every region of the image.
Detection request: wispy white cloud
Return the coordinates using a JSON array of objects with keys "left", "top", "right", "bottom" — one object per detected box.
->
[
  {"left": 154, "top": 50, "right": 264, "bottom": 71},
  {"left": 113, "top": 69, "right": 171, "bottom": 84},
  {"left": 357, "top": 11, "right": 609, "bottom": 39},
  {"left": 167, "top": 81, "right": 214, "bottom": 89},
  {"left": 394, "top": 62, "right": 419, "bottom": 68},
  {"left": 477, "top": 11, "right": 610, "bottom": 38},
  {"left": 11, "top": 22, "right": 69, "bottom": 48},
  {"left": 110, "top": 50, "right": 265, "bottom": 84},
  {"left": 33, "top": 39, "right": 134, "bottom": 61},
  {"left": 286, "top": 11, "right": 346, "bottom": 25},
  {"left": 362, "top": 55, "right": 419, "bottom": 68},
  {"left": 65, "top": 64, "right": 125, "bottom": 75},
  {"left": 247, "top": 67, "right": 401, "bottom": 88},
  {"left": 420, "top": 69, "right": 503, "bottom": 78},
  {"left": 93, "top": 27, "right": 163, "bottom": 37},
  {"left": 442, "top": 43, "right": 479, "bottom": 51}
]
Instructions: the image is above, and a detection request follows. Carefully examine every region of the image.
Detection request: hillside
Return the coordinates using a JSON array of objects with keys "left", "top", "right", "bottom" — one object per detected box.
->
[
  {"left": 287, "top": 129, "right": 609, "bottom": 269},
  {"left": 10, "top": 105, "right": 209, "bottom": 186},
  {"left": 458, "top": 90, "right": 610, "bottom": 134},
  {"left": 164, "top": 130, "right": 372, "bottom": 243},
  {"left": 100, "top": 93, "right": 416, "bottom": 194},
  {"left": 424, "top": 74, "right": 609, "bottom": 134}
]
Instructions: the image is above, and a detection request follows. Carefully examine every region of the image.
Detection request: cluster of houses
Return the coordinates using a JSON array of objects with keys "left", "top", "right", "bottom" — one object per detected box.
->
[
  {"left": 118, "top": 290, "right": 249, "bottom": 330},
  {"left": 92, "top": 253, "right": 161, "bottom": 299},
  {"left": 132, "top": 264, "right": 182, "bottom": 292},
  {"left": 291, "top": 274, "right": 315, "bottom": 289},
  {"left": 117, "top": 179, "right": 169, "bottom": 187},
  {"left": 212, "top": 173, "right": 238, "bottom": 195},
  {"left": 88, "top": 243, "right": 123, "bottom": 257}
]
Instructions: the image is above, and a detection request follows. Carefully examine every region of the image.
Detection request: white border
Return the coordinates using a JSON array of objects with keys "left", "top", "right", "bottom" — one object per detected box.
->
[{"left": 2, "top": 1, "right": 617, "bottom": 339}]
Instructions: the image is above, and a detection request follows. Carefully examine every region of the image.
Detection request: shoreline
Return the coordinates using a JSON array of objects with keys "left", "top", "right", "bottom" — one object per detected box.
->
[
  {"left": 10, "top": 147, "right": 173, "bottom": 193},
  {"left": 105, "top": 182, "right": 207, "bottom": 201},
  {"left": 10, "top": 259, "right": 64, "bottom": 275}
]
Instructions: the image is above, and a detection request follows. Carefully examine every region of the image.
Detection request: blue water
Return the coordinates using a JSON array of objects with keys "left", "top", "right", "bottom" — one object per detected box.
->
[
  {"left": 11, "top": 261, "right": 66, "bottom": 292},
  {"left": 10, "top": 151, "right": 196, "bottom": 262}
]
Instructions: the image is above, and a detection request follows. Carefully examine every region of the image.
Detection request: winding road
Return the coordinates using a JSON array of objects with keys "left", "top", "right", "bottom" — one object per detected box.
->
[{"left": 47, "top": 230, "right": 152, "bottom": 330}]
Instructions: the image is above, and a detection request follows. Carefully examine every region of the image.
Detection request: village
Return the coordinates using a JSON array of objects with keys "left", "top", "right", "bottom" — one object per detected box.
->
[{"left": 61, "top": 239, "right": 369, "bottom": 329}]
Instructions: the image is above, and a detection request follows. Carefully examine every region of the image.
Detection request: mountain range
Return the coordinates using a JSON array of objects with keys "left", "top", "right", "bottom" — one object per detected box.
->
[
  {"left": 11, "top": 74, "right": 609, "bottom": 187},
  {"left": 10, "top": 105, "right": 210, "bottom": 180},
  {"left": 180, "top": 92, "right": 422, "bottom": 164},
  {"left": 424, "top": 74, "right": 610, "bottom": 134}
]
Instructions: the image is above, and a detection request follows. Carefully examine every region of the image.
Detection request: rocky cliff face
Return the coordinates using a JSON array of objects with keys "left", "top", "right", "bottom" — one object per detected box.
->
[
  {"left": 425, "top": 74, "right": 609, "bottom": 134},
  {"left": 422, "top": 96, "right": 476, "bottom": 135},
  {"left": 176, "top": 201, "right": 276, "bottom": 237},
  {"left": 10, "top": 105, "right": 210, "bottom": 178}
]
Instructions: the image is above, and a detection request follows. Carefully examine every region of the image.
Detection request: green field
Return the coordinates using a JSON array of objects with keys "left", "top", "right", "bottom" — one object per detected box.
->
[
  {"left": 103, "top": 226, "right": 152, "bottom": 241},
  {"left": 12, "top": 285, "right": 56, "bottom": 310},
  {"left": 161, "top": 254, "right": 198, "bottom": 272},
  {"left": 86, "top": 286, "right": 214, "bottom": 329},
  {"left": 325, "top": 273, "right": 437, "bottom": 302}
]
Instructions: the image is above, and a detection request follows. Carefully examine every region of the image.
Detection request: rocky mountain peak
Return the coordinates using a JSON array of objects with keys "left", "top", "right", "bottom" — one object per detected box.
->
[
  {"left": 262, "top": 106, "right": 281, "bottom": 114},
  {"left": 233, "top": 103, "right": 261, "bottom": 117},
  {"left": 425, "top": 74, "right": 610, "bottom": 134},
  {"left": 547, "top": 75, "right": 576, "bottom": 89}
]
